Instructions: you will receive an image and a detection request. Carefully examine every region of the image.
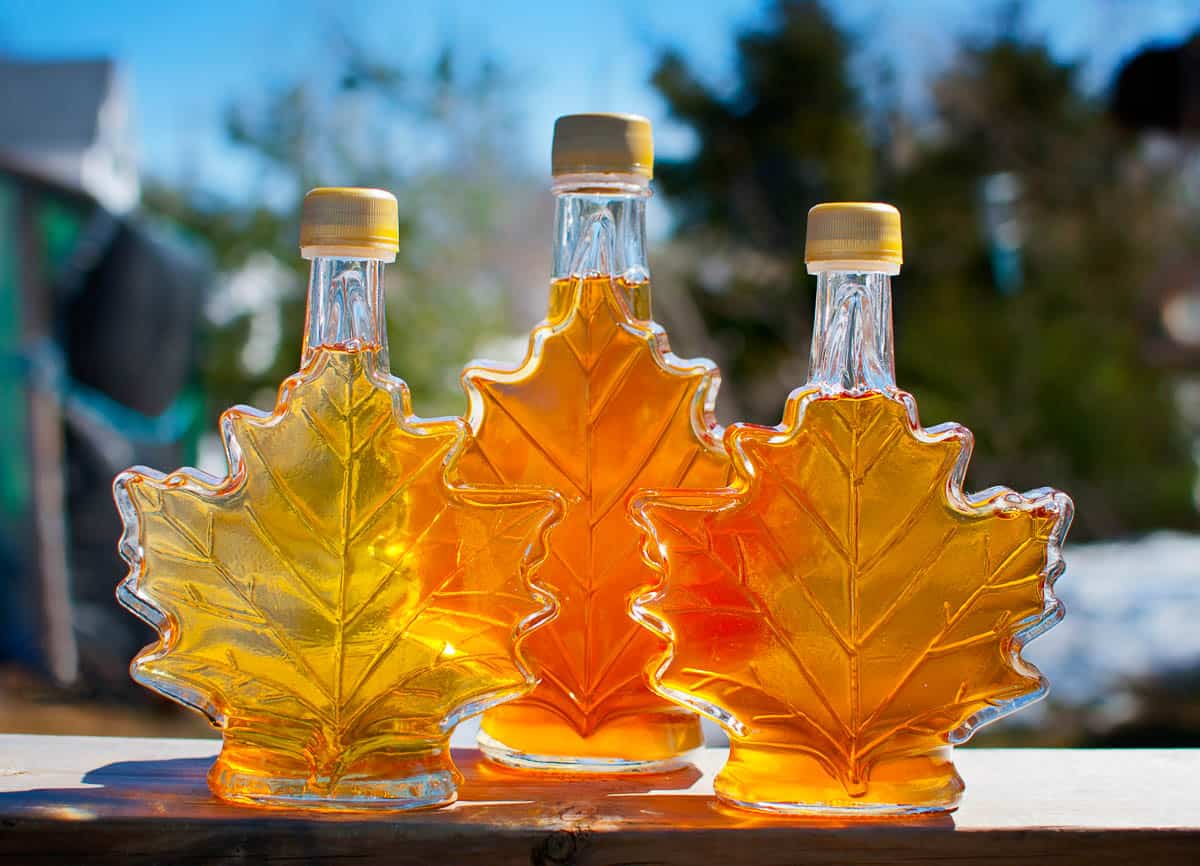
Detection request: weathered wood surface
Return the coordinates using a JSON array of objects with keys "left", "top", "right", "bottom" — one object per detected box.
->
[{"left": 0, "top": 734, "right": 1196, "bottom": 864}]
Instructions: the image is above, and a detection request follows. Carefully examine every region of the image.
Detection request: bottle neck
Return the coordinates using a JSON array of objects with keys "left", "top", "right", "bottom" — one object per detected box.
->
[
  {"left": 302, "top": 256, "right": 389, "bottom": 366},
  {"left": 551, "top": 173, "right": 651, "bottom": 284},
  {"left": 807, "top": 270, "right": 896, "bottom": 393}
]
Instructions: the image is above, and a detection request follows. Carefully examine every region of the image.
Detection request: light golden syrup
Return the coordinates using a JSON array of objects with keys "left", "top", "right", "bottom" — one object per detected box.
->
[{"left": 116, "top": 347, "right": 561, "bottom": 809}]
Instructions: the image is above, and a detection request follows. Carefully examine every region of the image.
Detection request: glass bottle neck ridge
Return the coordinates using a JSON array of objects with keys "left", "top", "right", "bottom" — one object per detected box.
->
[
  {"left": 303, "top": 256, "right": 389, "bottom": 366},
  {"left": 807, "top": 270, "right": 896, "bottom": 394},
  {"left": 551, "top": 173, "right": 650, "bottom": 285}
]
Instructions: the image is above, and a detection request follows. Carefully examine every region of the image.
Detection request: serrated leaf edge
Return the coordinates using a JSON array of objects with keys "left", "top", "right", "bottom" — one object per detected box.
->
[
  {"left": 630, "top": 385, "right": 1073, "bottom": 750},
  {"left": 114, "top": 348, "right": 565, "bottom": 731},
  {"left": 458, "top": 208, "right": 725, "bottom": 454},
  {"left": 454, "top": 209, "right": 728, "bottom": 727}
]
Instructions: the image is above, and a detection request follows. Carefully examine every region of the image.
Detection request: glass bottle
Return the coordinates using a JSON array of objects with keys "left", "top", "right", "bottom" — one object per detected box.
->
[
  {"left": 631, "top": 203, "right": 1072, "bottom": 812},
  {"left": 457, "top": 114, "right": 731, "bottom": 772},
  {"left": 114, "top": 188, "right": 561, "bottom": 810}
]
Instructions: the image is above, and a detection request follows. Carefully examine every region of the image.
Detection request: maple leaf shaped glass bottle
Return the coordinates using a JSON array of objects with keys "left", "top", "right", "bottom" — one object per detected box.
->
[
  {"left": 114, "top": 188, "right": 562, "bottom": 810},
  {"left": 632, "top": 203, "right": 1073, "bottom": 813},
  {"left": 458, "top": 114, "right": 731, "bottom": 772}
]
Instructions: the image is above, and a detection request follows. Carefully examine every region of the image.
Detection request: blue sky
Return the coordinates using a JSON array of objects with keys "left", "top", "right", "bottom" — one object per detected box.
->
[{"left": 2, "top": 0, "right": 1198, "bottom": 200}]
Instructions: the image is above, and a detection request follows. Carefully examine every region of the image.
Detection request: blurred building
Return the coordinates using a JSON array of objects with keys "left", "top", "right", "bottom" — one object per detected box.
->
[
  {"left": 0, "top": 58, "right": 209, "bottom": 690},
  {"left": 0, "top": 59, "right": 139, "bottom": 213}
]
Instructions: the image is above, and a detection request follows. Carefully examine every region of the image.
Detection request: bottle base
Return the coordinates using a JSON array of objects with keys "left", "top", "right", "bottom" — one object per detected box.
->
[
  {"left": 714, "top": 742, "right": 963, "bottom": 815},
  {"left": 476, "top": 730, "right": 700, "bottom": 775},
  {"left": 208, "top": 745, "right": 459, "bottom": 811},
  {"left": 478, "top": 703, "right": 704, "bottom": 774},
  {"left": 718, "top": 794, "right": 956, "bottom": 817}
]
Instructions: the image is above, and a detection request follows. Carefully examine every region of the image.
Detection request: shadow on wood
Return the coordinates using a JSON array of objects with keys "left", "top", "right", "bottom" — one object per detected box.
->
[{"left": 2, "top": 736, "right": 1198, "bottom": 865}]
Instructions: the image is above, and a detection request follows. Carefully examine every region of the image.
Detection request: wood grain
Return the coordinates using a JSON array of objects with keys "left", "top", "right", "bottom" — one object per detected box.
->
[{"left": 0, "top": 734, "right": 1197, "bottom": 864}]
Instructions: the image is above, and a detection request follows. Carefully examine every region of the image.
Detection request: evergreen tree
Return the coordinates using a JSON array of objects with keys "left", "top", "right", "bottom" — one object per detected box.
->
[
  {"left": 652, "top": 0, "right": 872, "bottom": 416},
  {"left": 891, "top": 30, "right": 1196, "bottom": 537},
  {"left": 652, "top": 0, "right": 1197, "bottom": 538}
]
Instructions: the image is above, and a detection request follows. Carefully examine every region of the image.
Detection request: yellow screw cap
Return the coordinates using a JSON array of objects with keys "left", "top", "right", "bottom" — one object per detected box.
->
[
  {"left": 552, "top": 113, "right": 653, "bottom": 178},
  {"left": 299, "top": 187, "right": 400, "bottom": 261},
  {"left": 805, "top": 202, "right": 903, "bottom": 274}
]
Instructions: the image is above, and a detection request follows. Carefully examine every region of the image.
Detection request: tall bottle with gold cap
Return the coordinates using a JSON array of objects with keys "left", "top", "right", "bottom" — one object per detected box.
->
[
  {"left": 632, "top": 202, "right": 1071, "bottom": 812},
  {"left": 113, "top": 187, "right": 561, "bottom": 810},
  {"left": 456, "top": 114, "right": 731, "bottom": 772}
]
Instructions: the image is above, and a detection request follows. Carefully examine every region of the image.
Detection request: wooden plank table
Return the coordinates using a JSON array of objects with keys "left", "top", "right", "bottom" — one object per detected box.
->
[{"left": 0, "top": 734, "right": 1196, "bottom": 864}]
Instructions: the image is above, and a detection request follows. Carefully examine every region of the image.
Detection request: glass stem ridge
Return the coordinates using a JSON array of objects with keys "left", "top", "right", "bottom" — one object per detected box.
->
[
  {"left": 303, "top": 257, "right": 389, "bottom": 364},
  {"left": 552, "top": 174, "right": 651, "bottom": 296},
  {"left": 808, "top": 271, "right": 895, "bottom": 393}
]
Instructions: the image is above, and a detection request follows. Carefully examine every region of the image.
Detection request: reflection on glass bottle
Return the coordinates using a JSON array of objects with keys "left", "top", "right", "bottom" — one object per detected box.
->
[
  {"left": 458, "top": 114, "right": 731, "bottom": 772},
  {"left": 114, "top": 188, "right": 561, "bottom": 810},
  {"left": 632, "top": 203, "right": 1072, "bottom": 813}
]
